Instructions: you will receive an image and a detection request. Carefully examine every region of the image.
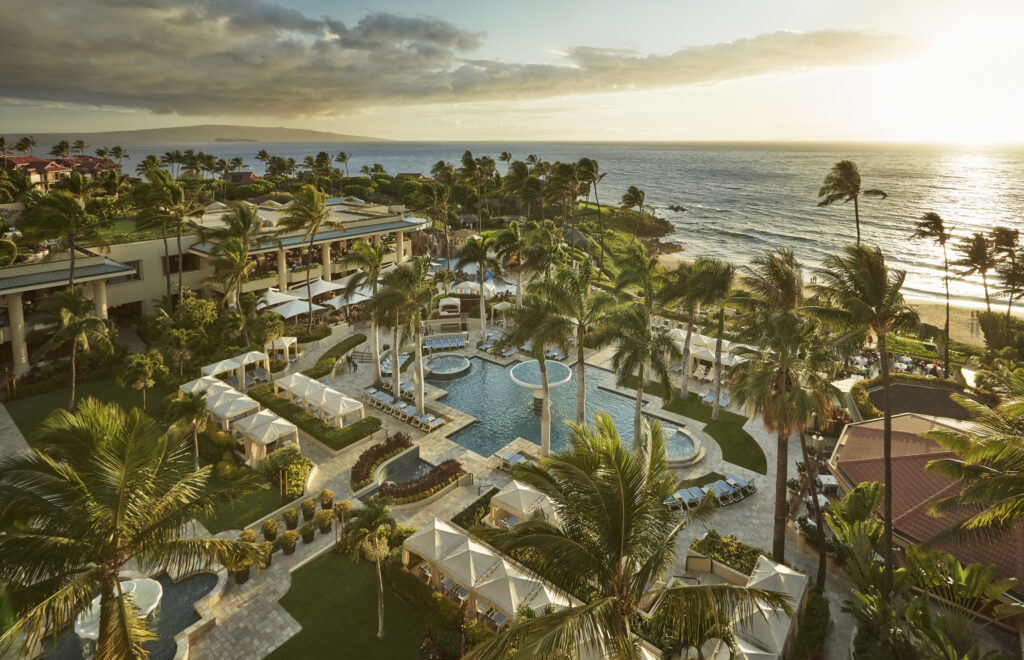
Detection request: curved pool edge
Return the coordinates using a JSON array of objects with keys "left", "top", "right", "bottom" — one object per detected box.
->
[
  {"left": 172, "top": 569, "right": 229, "bottom": 660},
  {"left": 666, "top": 428, "right": 705, "bottom": 469}
]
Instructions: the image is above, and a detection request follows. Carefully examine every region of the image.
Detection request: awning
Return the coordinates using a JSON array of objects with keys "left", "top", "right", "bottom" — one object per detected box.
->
[
  {"left": 179, "top": 376, "right": 233, "bottom": 396},
  {"left": 201, "top": 357, "right": 243, "bottom": 377},
  {"left": 404, "top": 519, "right": 465, "bottom": 563},
  {"left": 289, "top": 277, "right": 345, "bottom": 299},
  {"left": 492, "top": 480, "right": 550, "bottom": 519},
  {"left": 257, "top": 288, "right": 299, "bottom": 310},
  {"left": 268, "top": 299, "right": 327, "bottom": 319}
]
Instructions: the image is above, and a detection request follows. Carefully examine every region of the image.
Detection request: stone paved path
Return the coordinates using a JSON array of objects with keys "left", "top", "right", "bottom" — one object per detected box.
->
[{"left": 0, "top": 402, "right": 30, "bottom": 456}]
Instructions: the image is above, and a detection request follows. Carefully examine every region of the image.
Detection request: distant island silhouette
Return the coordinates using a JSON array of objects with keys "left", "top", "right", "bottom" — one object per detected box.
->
[{"left": 214, "top": 137, "right": 257, "bottom": 142}]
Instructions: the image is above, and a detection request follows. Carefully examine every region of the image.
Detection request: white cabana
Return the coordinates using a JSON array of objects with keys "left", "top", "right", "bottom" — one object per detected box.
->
[
  {"left": 525, "top": 582, "right": 572, "bottom": 612},
  {"left": 206, "top": 391, "right": 260, "bottom": 431},
  {"left": 273, "top": 372, "right": 320, "bottom": 402},
  {"left": 201, "top": 357, "right": 243, "bottom": 377},
  {"left": 439, "top": 297, "right": 461, "bottom": 316},
  {"left": 265, "top": 336, "right": 298, "bottom": 363},
  {"left": 667, "top": 327, "right": 687, "bottom": 340},
  {"left": 453, "top": 280, "right": 498, "bottom": 298},
  {"left": 734, "top": 638, "right": 779, "bottom": 660},
  {"left": 490, "top": 300, "right": 514, "bottom": 324},
  {"left": 233, "top": 410, "right": 300, "bottom": 465},
  {"left": 257, "top": 288, "right": 300, "bottom": 311},
  {"left": 474, "top": 560, "right": 542, "bottom": 616},
  {"left": 318, "top": 390, "right": 365, "bottom": 425},
  {"left": 439, "top": 538, "right": 500, "bottom": 588},
  {"left": 490, "top": 480, "right": 554, "bottom": 526},
  {"left": 179, "top": 376, "right": 233, "bottom": 396},
  {"left": 403, "top": 519, "right": 465, "bottom": 565},
  {"left": 735, "top": 556, "right": 808, "bottom": 658},
  {"left": 289, "top": 277, "right": 345, "bottom": 299},
  {"left": 690, "top": 334, "right": 716, "bottom": 348},
  {"left": 267, "top": 299, "right": 327, "bottom": 319}
]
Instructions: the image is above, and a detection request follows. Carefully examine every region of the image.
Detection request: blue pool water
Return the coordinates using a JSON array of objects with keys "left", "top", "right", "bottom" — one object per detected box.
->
[{"left": 434, "top": 359, "right": 693, "bottom": 457}]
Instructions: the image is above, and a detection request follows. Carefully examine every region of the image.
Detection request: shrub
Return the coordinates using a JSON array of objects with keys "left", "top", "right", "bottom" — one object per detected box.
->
[
  {"left": 378, "top": 459, "right": 462, "bottom": 503},
  {"left": 335, "top": 500, "right": 354, "bottom": 527},
  {"left": 283, "top": 508, "right": 299, "bottom": 530},
  {"left": 319, "top": 488, "right": 334, "bottom": 509},
  {"left": 690, "top": 530, "right": 769, "bottom": 575},
  {"left": 301, "top": 498, "right": 317, "bottom": 521},
  {"left": 302, "top": 333, "right": 367, "bottom": 379},
  {"left": 314, "top": 509, "right": 334, "bottom": 534},
  {"left": 787, "top": 477, "right": 802, "bottom": 494},
  {"left": 259, "top": 541, "right": 273, "bottom": 568},
  {"left": 384, "top": 561, "right": 462, "bottom": 629},
  {"left": 790, "top": 588, "right": 831, "bottom": 660},
  {"left": 239, "top": 528, "right": 258, "bottom": 543},
  {"left": 261, "top": 518, "right": 279, "bottom": 542},
  {"left": 849, "top": 371, "right": 968, "bottom": 420},
  {"left": 256, "top": 445, "right": 312, "bottom": 500},
  {"left": 388, "top": 524, "right": 416, "bottom": 548},
  {"left": 452, "top": 487, "right": 499, "bottom": 530},
  {"left": 300, "top": 522, "right": 316, "bottom": 543},
  {"left": 249, "top": 384, "right": 382, "bottom": 452},
  {"left": 350, "top": 433, "right": 413, "bottom": 490},
  {"left": 280, "top": 530, "right": 299, "bottom": 554}
]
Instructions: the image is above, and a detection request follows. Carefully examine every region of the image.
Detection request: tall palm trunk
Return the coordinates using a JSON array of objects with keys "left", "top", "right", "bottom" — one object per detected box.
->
[
  {"left": 711, "top": 309, "right": 724, "bottom": 422},
  {"left": 370, "top": 320, "right": 383, "bottom": 386},
  {"left": 68, "top": 340, "right": 78, "bottom": 410},
  {"left": 680, "top": 316, "right": 694, "bottom": 396},
  {"left": 773, "top": 431, "right": 788, "bottom": 563},
  {"left": 392, "top": 323, "right": 401, "bottom": 401},
  {"left": 516, "top": 268, "right": 523, "bottom": 308},
  {"left": 375, "top": 559, "right": 385, "bottom": 639},
  {"left": 982, "top": 273, "right": 991, "bottom": 313},
  {"left": 68, "top": 239, "right": 76, "bottom": 289},
  {"left": 413, "top": 314, "right": 425, "bottom": 416},
  {"left": 878, "top": 330, "right": 895, "bottom": 596},
  {"left": 176, "top": 222, "right": 184, "bottom": 304},
  {"left": 853, "top": 195, "right": 861, "bottom": 245},
  {"left": 593, "top": 184, "right": 606, "bottom": 272},
  {"left": 633, "top": 364, "right": 645, "bottom": 453},
  {"left": 539, "top": 357, "right": 551, "bottom": 456},
  {"left": 799, "top": 430, "right": 827, "bottom": 588},
  {"left": 306, "top": 238, "right": 315, "bottom": 333},
  {"left": 1006, "top": 251, "right": 1017, "bottom": 320},
  {"left": 576, "top": 326, "right": 586, "bottom": 426},
  {"left": 942, "top": 246, "right": 951, "bottom": 378},
  {"left": 478, "top": 261, "right": 487, "bottom": 340},
  {"left": 192, "top": 427, "right": 200, "bottom": 471},
  {"left": 160, "top": 225, "right": 172, "bottom": 305}
]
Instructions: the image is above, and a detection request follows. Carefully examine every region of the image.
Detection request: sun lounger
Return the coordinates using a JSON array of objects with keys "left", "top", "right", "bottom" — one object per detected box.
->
[
  {"left": 545, "top": 348, "right": 558, "bottom": 358},
  {"left": 490, "top": 611, "right": 507, "bottom": 629},
  {"left": 440, "top": 576, "right": 455, "bottom": 592},
  {"left": 457, "top": 336, "right": 466, "bottom": 348},
  {"left": 479, "top": 341, "right": 493, "bottom": 351},
  {"left": 704, "top": 480, "right": 740, "bottom": 505},
  {"left": 418, "top": 564, "right": 432, "bottom": 579},
  {"left": 552, "top": 352, "right": 565, "bottom": 361},
  {"left": 424, "top": 417, "right": 444, "bottom": 431},
  {"left": 684, "top": 488, "right": 705, "bottom": 508},
  {"left": 253, "top": 368, "right": 269, "bottom": 382},
  {"left": 702, "top": 390, "right": 714, "bottom": 405},
  {"left": 501, "top": 347, "right": 516, "bottom": 357},
  {"left": 719, "top": 393, "right": 729, "bottom": 407},
  {"left": 726, "top": 473, "right": 756, "bottom": 494},
  {"left": 496, "top": 450, "right": 526, "bottom": 471},
  {"left": 664, "top": 489, "right": 688, "bottom": 510},
  {"left": 360, "top": 387, "right": 377, "bottom": 400},
  {"left": 521, "top": 341, "right": 533, "bottom": 352}
]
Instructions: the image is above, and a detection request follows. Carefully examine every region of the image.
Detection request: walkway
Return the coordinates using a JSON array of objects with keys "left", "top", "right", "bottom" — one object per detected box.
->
[{"left": 0, "top": 403, "right": 30, "bottom": 456}]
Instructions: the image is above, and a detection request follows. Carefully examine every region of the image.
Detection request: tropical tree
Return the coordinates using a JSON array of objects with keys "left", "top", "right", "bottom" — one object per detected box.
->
[
  {"left": 499, "top": 293, "right": 575, "bottom": 455},
  {"left": 955, "top": 232, "right": 997, "bottom": 314},
  {"left": 49, "top": 140, "right": 70, "bottom": 158},
  {"left": 991, "top": 226, "right": 1020, "bottom": 319},
  {"left": 810, "top": 244, "right": 918, "bottom": 595},
  {"left": 72, "top": 139, "right": 88, "bottom": 155},
  {"left": 530, "top": 261, "right": 615, "bottom": 425},
  {"left": 432, "top": 268, "right": 455, "bottom": 296},
  {"left": 498, "top": 151, "right": 512, "bottom": 174},
  {"left": 166, "top": 390, "right": 209, "bottom": 471},
  {"left": 729, "top": 313, "right": 836, "bottom": 569},
  {"left": 277, "top": 185, "right": 343, "bottom": 331},
  {"left": 116, "top": 350, "right": 167, "bottom": 410},
  {"left": 0, "top": 399, "right": 264, "bottom": 656},
  {"left": 338, "top": 241, "right": 389, "bottom": 385},
  {"left": 910, "top": 213, "right": 953, "bottom": 376},
  {"left": 22, "top": 191, "right": 108, "bottom": 288},
  {"left": 595, "top": 302, "right": 680, "bottom": 451},
  {"left": 577, "top": 158, "right": 608, "bottom": 270},
  {"left": 136, "top": 154, "right": 162, "bottom": 176},
  {"left": 455, "top": 236, "right": 501, "bottom": 340},
  {"left": 15, "top": 136, "right": 36, "bottom": 156},
  {"left": 110, "top": 146, "right": 128, "bottom": 165},
  {"left": 208, "top": 201, "right": 263, "bottom": 248},
  {"left": 335, "top": 151, "right": 350, "bottom": 176},
  {"left": 621, "top": 185, "right": 647, "bottom": 244},
  {"left": 468, "top": 414, "right": 789, "bottom": 659},
  {"left": 208, "top": 238, "right": 255, "bottom": 342},
  {"left": 615, "top": 243, "right": 661, "bottom": 314},
  {"left": 816, "top": 160, "right": 888, "bottom": 245},
  {"left": 492, "top": 220, "right": 530, "bottom": 307},
  {"left": 345, "top": 497, "right": 397, "bottom": 640},
  {"left": 702, "top": 261, "right": 736, "bottom": 423},
  {"left": 135, "top": 170, "right": 206, "bottom": 305},
  {"left": 0, "top": 137, "right": 8, "bottom": 157},
  {"left": 34, "top": 288, "right": 112, "bottom": 410}
]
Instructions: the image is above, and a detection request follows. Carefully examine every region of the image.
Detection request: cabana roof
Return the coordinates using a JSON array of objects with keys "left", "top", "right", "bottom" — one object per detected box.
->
[
  {"left": 232, "top": 409, "right": 279, "bottom": 434},
  {"left": 289, "top": 277, "right": 345, "bottom": 299},
  {"left": 246, "top": 416, "right": 298, "bottom": 445},
  {"left": 207, "top": 391, "right": 260, "bottom": 418},
  {"left": 201, "top": 357, "right": 243, "bottom": 376},
  {"left": 438, "top": 537, "right": 500, "bottom": 587},
  {"left": 747, "top": 556, "right": 807, "bottom": 600},
  {"left": 319, "top": 390, "right": 363, "bottom": 417},
  {"left": 236, "top": 350, "right": 270, "bottom": 366},
  {"left": 257, "top": 288, "right": 300, "bottom": 310},
  {"left": 268, "top": 299, "right": 326, "bottom": 319},
  {"left": 474, "top": 560, "right": 541, "bottom": 616},
  {"left": 265, "top": 336, "right": 297, "bottom": 350},
  {"left": 404, "top": 519, "right": 464, "bottom": 563},
  {"left": 492, "top": 480, "right": 551, "bottom": 519},
  {"left": 179, "top": 376, "right": 233, "bottom": 396}
]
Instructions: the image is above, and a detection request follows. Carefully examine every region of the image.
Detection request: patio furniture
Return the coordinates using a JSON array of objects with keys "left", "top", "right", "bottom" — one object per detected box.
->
[
  {"left": 424, "top": 417, "right": 444, "bottom": 432},
  {"left": 726, "top": 474, "right": 757, "bottom": 494},
  {"left": 704, "top": 480, "right": 741, "bottom": 505},
  {"left": 440, "top": 577, "right": 455, "bottom": 592},
  {"left": 501, "top": 347, "right": 516, "bottom": 357},
  {"left": 684, "top": 488, "right": 706, "bottom": 508},
  {"left": 489, "top": 611, "right": 507, "bottom": 629},
  {"left": 418, "top": 564, "right": 433, "bottom": 579}
]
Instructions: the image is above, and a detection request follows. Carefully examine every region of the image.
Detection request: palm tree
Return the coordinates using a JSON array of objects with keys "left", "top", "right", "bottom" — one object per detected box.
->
[
  {"left": 49, "top": 140, "right": 70, "bottom": 158},
  {"left": 110, "top": 146, "right": 128, "bottom": 165},
  {"left": 364, "top": 291, "right": 404, "bottom": 404},
  {"left": 500, "top": 294, "right": 575, "bottom": 455},
  {"left": 335, "top": 151, "right": 350, "bottom": 176},
  {"left": 729, "top": 313, "right": 836, "bottom": 569},
  {"left": 277, "top": 185, "right": 343, "bottom": 332},
  {"left": 577, "top": 158, "right": 608, "bottom": 271},
  {"left": 596, "top": 302, "right": 680, "bottom": 451},
  {"left": 810, "top": 244, "right": 918, "bottom": 596},
  {"left": 22, "top": 191, "right": 108, "bottom": 288},
  {"left": 456, "top": 236, "right": 501, "bottom": 340},
  {"left": 531, "top": 261, "right": 615, "bottom": 425},
  {"left": 621, "top": 185, "right": 646, "bottom": 245},
  {"left": 492, "top": 220, "right": 530, "bottom": 307},
  {"left": 991, "top": 226, "right": 1020, "bottom": 318},
  {"left": 615, "top": 243, "right": 661, "bottom": 313},
  {"left": 34, "top": 288, "right": 112, "bottom": 410},
  {"left": 167, "top": 390, "right": 209, "bottom": 471},
  {"left": 136, "top": 154, "right": 162, "bottom": 176},
  {"left": 136, "top": 170, "right": 205, "bottom": 305},
  {"left": 498, "top": 151, "right": 512, "bottom": 174},
  {"left": 338, "top": 241, "right": 389, "bottom": 385},
  {"left": 116, "top": 350, "right": 167, "bottom": 410},
  {"left": 53, "top": 170, "right": 99, "bottom": 201},
  {"left": 954, "top": 232, "right": 997, "bottom": 314},
  {"left": 699, "top": 261, "right": 735, "bottom": 423},
  {"left": 209, "top": 201, "right": 262, "bottom": 248},
  {"left": 432, "top": 268, "right": 455, "bottom": 296},
  {"left": 911, "top": 213, "right": 953, "bottom": 376},
  {"left": 0, "top": 137, "right": 9, "bottom": 157},
  {"left": 0, "top": 399, "right": 264, "bottom": 656},
  {"left": 15, "top": 136, "right": 36, "bottom": 156},
  {"left": 468, "top": 414, "right": 789, "bottom": 659},
  {"left": 345, "top": 497, "right": 397, "bottom": 640},
  {"left": 94, "top": 146, "right": 109, "bottom": 160},
  {"left": 72, "top": 139, "right": 88, "bottom": 155},
  {"left": 816, "top": 160, "right": 888, "bottom": 245},
  {"left": 208, "top": 238, "right": 255, "bottom": 342}
]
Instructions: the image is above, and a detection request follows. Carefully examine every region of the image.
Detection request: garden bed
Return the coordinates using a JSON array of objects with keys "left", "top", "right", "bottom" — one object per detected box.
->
[
  {"left": 350, "top": 433, "right": 413, "bottom": 490},
  {"left": 248, "top": 383, "right": 382, "bottom": 451}
]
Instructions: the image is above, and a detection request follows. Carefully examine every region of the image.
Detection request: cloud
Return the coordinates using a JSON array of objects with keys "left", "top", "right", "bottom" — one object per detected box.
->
[{"left": 0, "top": 0, "right": 914, "bottom": 118}]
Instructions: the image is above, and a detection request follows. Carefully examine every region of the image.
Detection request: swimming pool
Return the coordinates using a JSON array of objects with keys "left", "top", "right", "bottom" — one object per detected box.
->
[{"left": 433, "top": 358, "right": 693, "bottom": 458}]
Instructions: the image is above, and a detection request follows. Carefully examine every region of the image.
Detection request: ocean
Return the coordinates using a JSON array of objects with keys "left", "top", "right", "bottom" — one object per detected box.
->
[{"left": 114, "top": 141, "right": 1024, "bottom": 307}]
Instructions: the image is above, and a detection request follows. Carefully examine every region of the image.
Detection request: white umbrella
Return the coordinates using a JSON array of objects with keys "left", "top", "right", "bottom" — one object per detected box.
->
[
  {"left": 268, "top": 299, "right": 327, "bottom": 319},
  {"left": 289, "top": 277, "right": 345, "bottom": 299},
  {"left": 257, "top": 288, "right": 299, "bottom": 310},
  {"left": 201, "top": 357, "right": 243, "bottom": 377}
]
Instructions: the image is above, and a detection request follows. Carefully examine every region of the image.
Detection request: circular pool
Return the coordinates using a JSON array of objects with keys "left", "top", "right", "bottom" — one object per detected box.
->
[
  {"left": 509, "top": 360, "right": 573, "bottom": 389},
  {"left": 665, "top": 427, "right": 703, "bottom": 467},
  {"left": 427, "top": 355, "right": 472, "bottom": 379}
]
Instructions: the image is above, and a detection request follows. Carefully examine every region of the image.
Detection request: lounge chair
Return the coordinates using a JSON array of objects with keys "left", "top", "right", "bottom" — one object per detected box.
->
[
  {"left": 684, "top": 488, "right": 705, "bottom": 508},
  {"left": 424, "top": 417, "right": 445, "bottom": 432},
  {"left": 418, "top": 564, "right": 433, "bottom": 579},
  {"left": 703, "top": 481, "right": 739, "bottom": 505},
  {"left": 521, "top": 341, "right": 533, "bottom": 352},
  {"left": 719, "top": 393, "right": 730, "bottom": 408},
  {"left": 457, "top": 336, "right": 466, "bottom": 348},
  {"left": 479, "top": 341, "right": 493, "bottom": 351},
  {"left": 440, "top": 576, "right": 455, "bottom": 592},
  {"left": 501, "top": 347, "right": 516, "bottom": 357},
  {"left": 425, "top": 338, "right": 436, "bottom": 351},
  {"left": 726, "top": 473, "right": 756, "bottom": 494},
  {"left": 545, "top": 348, "right": 558, "bottom": 358},
  {"left": 702, "top": 390, "right": 714, "bottom": 405},
  {"left": 253, "top": 368, "right": 269, "bottom": 382},
  {"left": 360, "top": 387, "right": 377, "bottom": 400},
  {"left": 664, "top": 489, "right": 688, "bottom": 510},
  {"left": 490, "top": 611, "right": 508, "bottom": 629},
  {"left": 552, "top": 352, "right": 565, "bottom": 361}
]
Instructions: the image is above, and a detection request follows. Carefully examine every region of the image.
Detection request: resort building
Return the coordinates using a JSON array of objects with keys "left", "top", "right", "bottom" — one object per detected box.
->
[
  {"left": 0, "top": 196, "right": 426, "bottom": 376},
  {"left": 828, "top": 413, "right": 1024, "bottom": 595},
  {"left": 220, "top": 171, "right": 260, "bottom": 185},
  {"left": 0, "top": 155, "right": 121, "bottom": 190}
]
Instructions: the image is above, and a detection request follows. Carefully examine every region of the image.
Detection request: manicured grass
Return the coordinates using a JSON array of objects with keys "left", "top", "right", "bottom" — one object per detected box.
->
[
  {"left": 677, "top": 471, "right": 725, "bottom": 488},
  {"left": 198, "top": 475, "right": 283, "bottom": 534},
  {"left": 625, "top": 377, "right": 768, "bottom": 475},
  {"left": 268, "top": 553, "right": 425, "bottom": 660},
  {"left": 5, "top": 378, "right": 167, "bottom": 443}
]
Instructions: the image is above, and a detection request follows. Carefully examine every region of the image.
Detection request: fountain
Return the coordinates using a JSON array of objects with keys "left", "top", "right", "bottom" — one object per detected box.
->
[
  {"left": 74, "top": 579, "right": 164, "bottom": 642},
  {"left": 426, "top": 354, "right": 472, "bottom": 379},
  {"left": 509, "top": 360, "right": 573, "bottom": 410}
]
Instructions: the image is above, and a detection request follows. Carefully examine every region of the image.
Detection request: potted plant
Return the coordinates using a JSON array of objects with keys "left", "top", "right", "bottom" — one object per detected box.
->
[
  {"left": 231, "top": 530, "right": 259, "bottom": 584},
  {"left": 261, "top": 518, "right": 279, "bottom": 542},
  {"left": 283, "top": 508, "right": 299, "bottom": 530},
  {"left": 314, "top": 509, "right": 333, "bottom": 534},
  {"left": 300, "top": 521, "right": 316, "bottom": 544},
  {"left": 280, "top": 530, "right": 299, "bottom": 555},
  {"left": 319, "top": 488, "right": 334, "bottom": 510},
  {"left": 260, "top": 541, "right": 273, "bottom": 568},
  {"left": 301, "top": 498, "right": 317, "bottom": 522}
]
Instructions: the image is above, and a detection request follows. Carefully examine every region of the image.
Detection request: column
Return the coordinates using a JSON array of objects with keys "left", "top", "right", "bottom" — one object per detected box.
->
[
  {"left": 277, "top": 248, "right": 288, "bottom": 290},
  {"left": 7, "top": 292, "right": 29, "bottom": 377},
  {"left": 91, "top": 280, "right": 108, "bottom": 320},
  {"left": 322, "top": 242, "right": 332, "bottom": 280},
  {"left": 395, "top": 231, "right": 405, "bottom": 264}
]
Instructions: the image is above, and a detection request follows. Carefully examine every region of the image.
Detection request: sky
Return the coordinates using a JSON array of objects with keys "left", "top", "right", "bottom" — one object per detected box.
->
[{"left": 2, "top": 0, "right": 1023, "bottom": 143}]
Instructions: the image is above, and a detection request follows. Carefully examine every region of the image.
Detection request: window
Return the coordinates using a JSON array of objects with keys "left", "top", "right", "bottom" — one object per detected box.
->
[
  {"left": 162, "top": 254, "right": 201, "bottom": 275},
  {"left": 108, "top": 260, "right": 141, "bottom": 285}
]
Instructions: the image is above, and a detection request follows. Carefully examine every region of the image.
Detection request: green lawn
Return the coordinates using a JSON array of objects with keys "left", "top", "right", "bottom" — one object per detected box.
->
[
  {"left": 198, "top": 475, "right": 284, "bottom": 534},
  {"left": 268, "top": 553, "right": 425, "bottom": 660},
  {"left": 5, "top": 378, "right": 167, "bottom": 443},
  {"left": 678, "top": 471, "right": 725, "bottom": 488},
  {"left": 625, "top": 377, "right": 768, "bottom": 475}
]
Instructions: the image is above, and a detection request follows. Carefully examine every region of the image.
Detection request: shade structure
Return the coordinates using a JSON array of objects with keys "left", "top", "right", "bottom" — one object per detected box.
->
[
  {"left": 525, "top": 582, "right": 572, "bottom": 612},
  {"left": 491, "top": 301, "right": 513, "bottom": 311},
  {"left": 246, "top": 416, "right": 299, "bottom": 446},
  {"left": 324, "top": 289, "right": 370, "bottom": 308},
  {"left": 454, "top": 280, "right": 497, "bottom": 298},
  {"left": 439, "top": 297, "right": 461, "bottom": 316},
  {"left": 746, "top": 556, "right": 808, "bottom": 602},
  {"left": 690, "top": 334, "right": 716, "bottom": 348},
  {"left": 257, "top": 288, "right": 300, "bottom": 310},
  {"left": 232, "top": 409, "right": 280, "bottom": 436},
  {"left": 201, "top": 357, "right": 243, "bottom": 377},
  {"left": 688, "top": 345, "right": 716, "bottom": 361},
  {"left": 267, "top": 298, "right": 327, "bottom": 319},
  {"left": 666, "top": 327, "right": 686, "bottom": 340},
  {"left": 734, "top": 557, "right": 805, "bottom": 658},
  {"left": 236, "top": 350, "right": 270, "bottom": 367},
  {"left": 491, "top": 480, "right": 550, "bottom": 519},
  {"left": 318, "top": 390, "right": 364, "bottom": 419},
  {"left": 734, "top": 634, "right": 781, "bottom": 659},
  {"left": 439, "top": 537, "right": 500, "bottom": 587},
  {"left": 474, "top": 560, "right": 542, "bottom": 616},
  {"left": 265, "top": 336, "right": 296, "bottom": 352},
  {"left": 179, "top": 376, "right": 233, "bottom": 396},
  {"left": 404, "top": 519, "right": 464, "bottom": 564},
  {"left": 274, "top": 372, "right": 320, "bottom": 400},
  {"left": 206, "top": 390, "right": 260, "bottom": 422},
  {"left": 289, "top": 277, "right": 345, "bottom": 299}
]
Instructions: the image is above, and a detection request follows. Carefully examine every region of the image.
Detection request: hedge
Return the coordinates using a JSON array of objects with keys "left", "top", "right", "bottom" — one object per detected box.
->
[
  {"left": 350, "top": 433, "right": 413, "bottom": 490},
  {"left": 256, "top": 446, "right": 313, "bottom": 500},
  {"left": 848, "top": 372, "right": 995, "bottom": 419},
  {"left": 379, "top": 459, "right": 462, "bottom": 504},
  {"left": 248, "top": 383, "right": 382, "bottom": 451},
  {"left": 790, "top": 588, "right": 830, "bottom": 660},
  {"left": 690, "top": 530, "right": 769, "bottom": 575},
  {"left": 302, "top": 333, "right": 367, "bottom": 379},
  {"left": 452, "top": 487, "right": 499, "bottom": 530}
]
